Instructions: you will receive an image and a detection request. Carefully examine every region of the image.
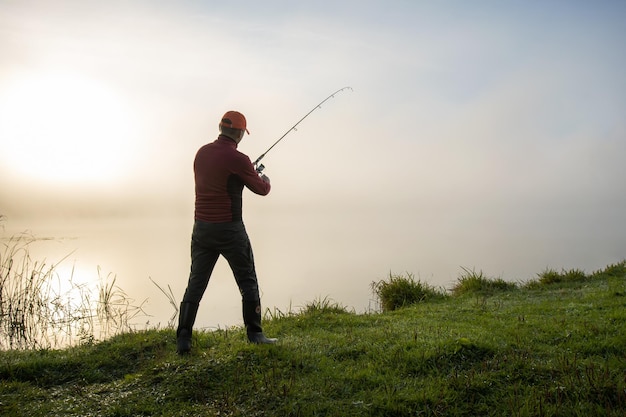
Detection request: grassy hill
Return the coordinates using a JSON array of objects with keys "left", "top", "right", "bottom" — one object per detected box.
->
[{"left": 1, "top": 263, "right": 625, "bottom": 416}]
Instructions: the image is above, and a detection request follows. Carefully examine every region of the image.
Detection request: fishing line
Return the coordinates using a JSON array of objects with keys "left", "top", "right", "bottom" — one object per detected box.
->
[{"left": 253, "top": 86, "right": 353, "bottom": 173}]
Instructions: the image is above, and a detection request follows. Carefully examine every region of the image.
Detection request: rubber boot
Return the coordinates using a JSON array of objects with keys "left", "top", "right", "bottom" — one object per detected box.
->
[
  {"left": 176, "top": 302, "right": 199, "bottom": 354},
  {"left": 242, "top": 300, "right": 277, "bottom": 344}
]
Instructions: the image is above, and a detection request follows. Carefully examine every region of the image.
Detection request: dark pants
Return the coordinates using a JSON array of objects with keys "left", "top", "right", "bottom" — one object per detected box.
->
[{"left": 182, "top": 220, "right": 260, "bottom": 305}]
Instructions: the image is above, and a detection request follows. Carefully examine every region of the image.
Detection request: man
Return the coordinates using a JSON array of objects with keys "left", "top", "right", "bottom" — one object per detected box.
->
[{"left": 177, "top": 110, "right": 276, "bottom": 355}]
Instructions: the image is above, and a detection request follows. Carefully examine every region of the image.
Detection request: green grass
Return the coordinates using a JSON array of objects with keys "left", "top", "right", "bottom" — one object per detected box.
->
[
  {"left": 371, "top": 272, "right": 447, "bottom": 311},
  {"left": 452, "top": 267, "right": 518, "bottom": 296},
  {"left": 1, "top": 263, "right": 625, "bottom": 416}
]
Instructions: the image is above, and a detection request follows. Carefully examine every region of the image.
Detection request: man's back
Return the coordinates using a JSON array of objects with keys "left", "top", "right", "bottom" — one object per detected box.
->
[{"left": 194, "top": 135, "right": 270, "bottom": 223}]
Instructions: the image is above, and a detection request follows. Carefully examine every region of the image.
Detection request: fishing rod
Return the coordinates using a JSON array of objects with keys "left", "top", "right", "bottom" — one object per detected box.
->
[{"left": 253, "top": 86, "right": 353, "bottom": 173}]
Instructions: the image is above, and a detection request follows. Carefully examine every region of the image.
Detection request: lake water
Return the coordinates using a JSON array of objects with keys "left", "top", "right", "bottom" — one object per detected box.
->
[
  {"left": 2, "top": 214, "right": 388, "bottom": 333},
  {"left": 4, "top": 208, "right": 623, "bottom": 337}
]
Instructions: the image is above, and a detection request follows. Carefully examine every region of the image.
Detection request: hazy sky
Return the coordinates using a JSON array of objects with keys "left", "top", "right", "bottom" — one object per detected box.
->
[{"left": 1, "top": 1, "right": 625, "bottom": 325}]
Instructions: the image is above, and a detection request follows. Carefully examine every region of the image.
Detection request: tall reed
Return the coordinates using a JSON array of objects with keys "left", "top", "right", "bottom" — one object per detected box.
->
[{"left": 0, "top": 231, "right": 147, "bottom": 350}]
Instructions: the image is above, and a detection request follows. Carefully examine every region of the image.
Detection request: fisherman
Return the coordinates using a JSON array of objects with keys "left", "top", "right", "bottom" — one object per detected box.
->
[{"left": 176, "top": 110, "right": 276, "bottom": 354}]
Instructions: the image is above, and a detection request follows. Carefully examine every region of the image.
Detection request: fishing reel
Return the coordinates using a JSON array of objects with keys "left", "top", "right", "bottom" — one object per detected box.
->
[{"left": 255, "top": 163, "right": 265, "bottom": 174}]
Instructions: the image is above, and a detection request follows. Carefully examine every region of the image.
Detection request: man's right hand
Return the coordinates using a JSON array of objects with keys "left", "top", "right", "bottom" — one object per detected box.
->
[{"left": 260, "top": 174, "right": 270, "bottom": 184}]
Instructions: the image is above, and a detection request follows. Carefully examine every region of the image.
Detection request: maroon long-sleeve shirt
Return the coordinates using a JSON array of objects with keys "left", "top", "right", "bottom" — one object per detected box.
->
[{"left": 194, "top": 135, "right": 271, "bottom": 223}]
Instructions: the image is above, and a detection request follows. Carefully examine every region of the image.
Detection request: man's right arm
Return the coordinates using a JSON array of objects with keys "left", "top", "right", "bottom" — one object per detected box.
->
[{"left": 238, "top": 156, "right": 271, "bottom": 196}]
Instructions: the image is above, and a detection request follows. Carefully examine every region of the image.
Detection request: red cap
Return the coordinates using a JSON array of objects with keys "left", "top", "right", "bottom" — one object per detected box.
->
[{"left": 219, "top": 110, "right": 249, "bottom": 134}]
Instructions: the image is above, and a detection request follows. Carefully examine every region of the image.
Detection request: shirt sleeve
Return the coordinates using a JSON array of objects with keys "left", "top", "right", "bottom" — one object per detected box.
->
[{"left": 237, "top": 154, "right": 271, "bottom": 196}]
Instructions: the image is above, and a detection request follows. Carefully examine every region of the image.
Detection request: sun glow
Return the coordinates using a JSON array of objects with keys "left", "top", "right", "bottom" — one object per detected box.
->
[{"left": 0, "top": 71, "right": 137, "bottom": 186}]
